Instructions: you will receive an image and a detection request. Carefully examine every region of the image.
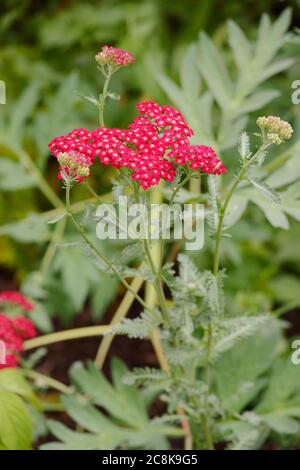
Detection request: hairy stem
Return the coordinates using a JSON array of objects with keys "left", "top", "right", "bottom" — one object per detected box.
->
[
  {"left": 203, "top": 141, "right": 271, "bottom": 449},
  {"left": 94, "top": 276, "right": 144, "bottom": 368},
  {"left": 202, "top": 323, "right": 214, "bottom": 450},
  {"left": 40, "top": 218, "right": 67, "bottom": 274},
  {"left": 24, "top": 369, "right": 73, "bottom": 395},
  {"left": 65, "top": 180, "right": 148, "bottom": 310},
  {"left": 213, "top": 142, "right": 270, "bottom": 276},
  {"left": 132, "top": 186, "right": 171, "bottom": 326},
  {"left": 98, "top": 69, "right": 113, "bottom": 127}
]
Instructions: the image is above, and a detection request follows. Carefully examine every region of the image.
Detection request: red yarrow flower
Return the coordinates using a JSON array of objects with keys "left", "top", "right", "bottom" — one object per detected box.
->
[
  {"left": 49, "top": 101, "right": 226, "bottom": 189},
  {"left": 95, "top": 46, "right": 135, "bottom": 67},
  {"left": 0, "top": 291, "right": 33, "bottom": 312}
]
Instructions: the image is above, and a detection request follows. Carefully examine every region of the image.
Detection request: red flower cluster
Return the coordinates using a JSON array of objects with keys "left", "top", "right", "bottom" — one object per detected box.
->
[
  {"left": 95, "top": 45, "right": 135, "bottom": 67},
  {"left": 49, "top": 101, "right": 226, "bottom": 189},
  {"left": 0, "top": 315, "right": 36, "bottom": 369},
  {"left": 0, "top": 291, "right": 33, "bottom": 312},
  {"left": 49, "top": 129, "right": 94, "bottom": 181},
  {"left": 0, "top": 291, "right": 36, "bottom": 369}
]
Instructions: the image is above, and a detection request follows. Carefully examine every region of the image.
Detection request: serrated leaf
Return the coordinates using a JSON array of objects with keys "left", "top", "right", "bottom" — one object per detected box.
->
[
  {"left": 105, "top": 309, "right": 162, "bottom": 339},
  {"left": 238, "top": 132, "right": 251, "bottom": 161},
  {"left": 249, "top": 178, "right": 281, "bottom": 204},
  {"left": 211, "top": 315, "right": 270, "bottom": 361}
]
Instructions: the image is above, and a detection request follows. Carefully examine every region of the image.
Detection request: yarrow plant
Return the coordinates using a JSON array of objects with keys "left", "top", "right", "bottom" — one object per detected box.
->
[{"left": 8, "top": 35, "right": 297, "bottom": 451}]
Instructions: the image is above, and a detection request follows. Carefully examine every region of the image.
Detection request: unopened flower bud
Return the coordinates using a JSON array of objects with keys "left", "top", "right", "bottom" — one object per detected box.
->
[
  {"left": 57, "top": 152, "right": 71, "bottom": 167},
  {"left": 257, "top": 116, "right": 293, "bottom": 144},
  {"left": 95, "top": 46, "right": 135, "bottom": 68},
  {"left": 76, "top": 165, "right": 90, "bottom": 177}
]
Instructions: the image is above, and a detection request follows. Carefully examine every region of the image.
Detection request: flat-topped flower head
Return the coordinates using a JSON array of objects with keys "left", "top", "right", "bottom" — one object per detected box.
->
[
  {"left": 49, "top": 101, "right": 226, "bottom": 189},
  {"left": 49, "top": 128, "right": 95, "bottom": 182},
  {"left": 257, "top": 116, "right": 293, "bottom": 145},
  {"left": 95, "top": 46, "right": 135, "bottom": 68}
]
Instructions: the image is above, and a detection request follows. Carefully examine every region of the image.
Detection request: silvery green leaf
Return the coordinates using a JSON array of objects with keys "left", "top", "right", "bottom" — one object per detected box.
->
[
  {"left": 104, "top": 309, "right": 162, "bottom": 340},
  {"left": 47, "top": 212, "right": 67, "bottom": 225},
  {"left": 179, "top": 43, "right": 201, "bottom": 100},
  {"left": 238, "top": 132, "right": 251, "bottom": 163},
  {"left": 211, "top": 315, "right": 270, "bottom": 360},
  {"left": 248, "top": 177, "right": 281, "bottom": 204},
  {"left": 248, "top": 193, "right": 289, "bottom": 229},
  {"left": 228, "top": 20, "right": 252, "bottom": 71},
  {"left": 198, "top": 32, "right": 232, "bottom": 109},
  {"left": 266, "top": 148, "right": 300, "bottom": 188},
  {"left": 74, "top": 90, "right": 99, "bottom": 106},
  {"left": 107, "top": 91, "right": 120, "bottom": 100},
  {"left": 236, "top": 90, "right": 280, "bottom": 116}
]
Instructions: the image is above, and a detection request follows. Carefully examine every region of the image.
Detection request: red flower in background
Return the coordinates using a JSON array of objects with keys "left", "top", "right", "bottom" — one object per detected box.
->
[
  {"left": 0, "top": 292, "right": 36, "bottom": 369},
  {"left": 0, "top": 291, "right": 33, "bottom": 312}
]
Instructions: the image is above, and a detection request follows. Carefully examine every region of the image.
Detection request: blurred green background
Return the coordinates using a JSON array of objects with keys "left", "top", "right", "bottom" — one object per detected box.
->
[{"left": 0, "top": 0, "right": 300, "bottom": 331}]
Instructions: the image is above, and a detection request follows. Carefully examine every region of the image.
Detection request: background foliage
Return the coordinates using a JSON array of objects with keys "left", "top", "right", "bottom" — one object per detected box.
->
[{"left": 1, "top": 0, "right": 300, "bottom": 450}]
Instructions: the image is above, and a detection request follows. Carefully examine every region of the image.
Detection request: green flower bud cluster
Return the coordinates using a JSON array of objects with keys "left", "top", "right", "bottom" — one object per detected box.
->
[
  {"left": 57, "top": 152, "right": 90, "bottom": 179},
  {"left": 257, "top": 116, "right": 293, "bottom": 145}
]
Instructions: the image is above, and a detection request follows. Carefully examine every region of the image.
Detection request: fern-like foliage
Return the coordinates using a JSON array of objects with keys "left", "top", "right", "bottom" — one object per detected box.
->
[
  {"left": 210, "top": 314, "right": 270, "bottom": 361},
  {"left": 238, "top": 132, "right": 252, "bottom": 165},
  {"left": 105, "top": 309, "right": 162, "bottom": 339}
]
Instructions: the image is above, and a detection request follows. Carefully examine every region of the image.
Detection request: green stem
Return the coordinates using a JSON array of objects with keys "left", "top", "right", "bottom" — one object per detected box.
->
[
  {"left": 24, "top": 324, "right": 111, "bottom": 350},
  {"left": 40, "top": 218, "right": 67, "bottom": 274},
  {"left": 159, "top": 171, "right": 194, "bottom": 270},
  {"left": 203, "top": 141, "right": 271, "bottom": 450},
  {"left": 24, "top": 369, "right": 73, "bottom": 395},
  {"left": 94, "top": 276, "right": 144, "bottom": 368},
  {"left": 213, "top": 143, "right": 270, "bottom": 276},
  {"left": 98, "top": 70, "right": 113, "bottom": 127},
  {"left": 65, "top": 180, "right": 148, "bottom": 310},
  {"left": 202, "top": 323, "right": 214, "bottom": 450},
  {"left": 133, "top": 186, "right": 171, "bottom": 326}
]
